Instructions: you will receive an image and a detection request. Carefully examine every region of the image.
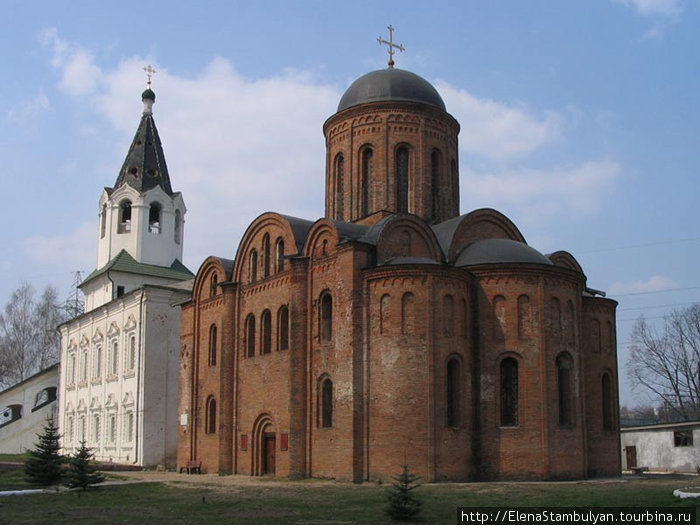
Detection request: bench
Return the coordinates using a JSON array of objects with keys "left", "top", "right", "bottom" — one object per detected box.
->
[
  {"left": 631, "top": 466, "right": 648, "bottom": 475},
  {"left": 179, "top": 460, "right": 202, "bottom": 474}
]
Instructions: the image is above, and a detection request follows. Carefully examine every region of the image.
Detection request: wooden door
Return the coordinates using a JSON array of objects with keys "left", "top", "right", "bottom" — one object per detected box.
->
[
  {"left": 263, "top": 433, "right": 276, "bottom": 474},
  {"left": 625, "top": 446, "right": 637, "bottom": 469}
]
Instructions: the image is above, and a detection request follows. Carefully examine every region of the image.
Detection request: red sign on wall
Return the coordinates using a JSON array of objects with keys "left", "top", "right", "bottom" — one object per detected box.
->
[
  {"left": 240, "top": 434, "right": 248, "bottom": 451},
  {"left": 281, "top": 433, "right": 288, "bottom": 451}
]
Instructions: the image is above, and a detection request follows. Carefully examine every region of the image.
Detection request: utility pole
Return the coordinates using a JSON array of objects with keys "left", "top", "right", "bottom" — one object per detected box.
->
[{"left": 65, "top": 270, "right": 84, "bottom": 318}]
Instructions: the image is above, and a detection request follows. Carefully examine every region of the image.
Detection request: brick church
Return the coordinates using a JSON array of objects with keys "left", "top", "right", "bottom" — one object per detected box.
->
[{"left": 177, "top": 48, "right": 620, "bottom": 481}]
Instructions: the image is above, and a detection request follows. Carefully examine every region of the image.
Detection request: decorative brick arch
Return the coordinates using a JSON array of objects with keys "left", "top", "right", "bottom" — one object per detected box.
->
[
  {"left": 302, "top": 219, "right": 340, "bottom": 259},
  {"left": 251, "top": 413, "right": 276, "bottom": 476},
  {"left": 441, "top": 208, "right": 527, "bottom": 262},
  {"left": 233, "top": 212, "right": 313, "bottom": 284},
  {"left": 374, "top": 214, "right": 443, "bottom": 264},
  {"left": 191, "top": 256, "right": 233, "bottom": 302}
]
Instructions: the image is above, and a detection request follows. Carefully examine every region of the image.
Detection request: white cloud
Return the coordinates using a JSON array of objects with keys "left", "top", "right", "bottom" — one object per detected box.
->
[
  {"left": 41, "top": 27, "right": 101, "bottom": 96},
  {"left": 612, "top": 0, "right": 683, "bottom": 16},
  {"left": 608, "top": 275, "right": 678, "bottom": 295},
  {"left": 6, "top": 92, "right": 50, "bottom": 124},
  {"left": 24, "top": 221, "right": 96, "bottom": 272},
  {"left": 41, "top": 30, "right": 621, "bottom": 271},
  {"left": 438, "top": 82, "right": 562, "bottom": 160},
  {"left": 42, "top": 31, "right": 337, "bottom": 268},
  {"left": 461, "top": 161, "right": 621, "bottom": 224}
]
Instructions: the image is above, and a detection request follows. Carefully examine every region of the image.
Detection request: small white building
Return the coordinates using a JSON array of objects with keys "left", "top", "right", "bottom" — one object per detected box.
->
[
  {"left": 621, "top": 420, "right": 700, "bottom": 473},
  {"left": 0, "top": 365, "right": 58, "bottom": 454},
  {"left": 58, "top": 83, "right": 193, "bottom": 468}
]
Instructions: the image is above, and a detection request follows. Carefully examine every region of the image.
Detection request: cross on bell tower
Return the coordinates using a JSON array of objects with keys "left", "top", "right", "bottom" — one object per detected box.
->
[
  {"left": 144, "top": 64, "right": 156, "bottom": 88},
  {"left": 377, "top": 25, "right": 404, "bottom": 69}
]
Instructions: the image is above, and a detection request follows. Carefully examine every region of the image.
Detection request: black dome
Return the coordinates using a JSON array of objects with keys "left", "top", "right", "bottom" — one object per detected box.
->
[
  {"left": 455, "top": 239, "right": 554, "bottom": 267},
  {"left": 337, "top": 68, "right": 446, "bottom": 112}
]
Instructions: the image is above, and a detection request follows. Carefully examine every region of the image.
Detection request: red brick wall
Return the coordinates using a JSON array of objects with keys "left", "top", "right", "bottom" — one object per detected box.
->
[{"left": 323, "top": 102, "right": 460, "bottom": 223}]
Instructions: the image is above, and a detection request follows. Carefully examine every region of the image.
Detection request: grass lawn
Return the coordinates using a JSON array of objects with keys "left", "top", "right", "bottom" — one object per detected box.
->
[{"left": 0, "top": 472, "right": 698, "bottom": 524}]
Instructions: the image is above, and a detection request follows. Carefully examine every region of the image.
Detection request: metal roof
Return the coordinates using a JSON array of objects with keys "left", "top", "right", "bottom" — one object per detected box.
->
[
  {"left": 337, "top": 68, "right": 446, "bottom": 112},
  {"left": 80, "top": 249, "right": 194, "bottom": 288}
]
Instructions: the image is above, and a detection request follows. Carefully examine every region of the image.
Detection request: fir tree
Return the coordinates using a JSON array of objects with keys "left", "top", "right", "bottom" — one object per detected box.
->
[
  {"left": 64, "top": 440, "right": 105, "bottom": 490},
  {"left": 24, "top": 417, "right": 64, "bottom": 486},
  {"left": 385, "top": 464, "right": 423, "bottom": 521}
]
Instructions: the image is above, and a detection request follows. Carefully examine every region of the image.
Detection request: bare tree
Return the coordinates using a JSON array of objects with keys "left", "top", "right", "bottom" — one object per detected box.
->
[
  {"left": 34, "top": 286, "right": 66, "bottom": 371},
  {"left": 0, "top": 282, "right": 68, "bottom": 389},
  {"left": 627, "top": 304, "right": 700, "bottom": 421}
]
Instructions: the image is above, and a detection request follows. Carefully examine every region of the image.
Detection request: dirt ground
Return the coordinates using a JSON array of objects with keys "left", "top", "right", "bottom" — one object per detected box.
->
[{"left": 111, "top": 469, "right": 346, "bottom": 490}]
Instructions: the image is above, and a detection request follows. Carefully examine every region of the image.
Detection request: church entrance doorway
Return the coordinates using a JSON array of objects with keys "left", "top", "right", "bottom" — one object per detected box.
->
[
  {"left": 251, "top": 413, "right": 276, "bottom": 476},
  {"left": 263, "top": 432, "right": 276, "bottom": 475}
]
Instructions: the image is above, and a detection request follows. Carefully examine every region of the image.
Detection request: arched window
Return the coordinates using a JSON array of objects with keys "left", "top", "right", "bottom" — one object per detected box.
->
[
  {"left": 500, "top": 357, "right": 518, "bottom": 427},
  {"left": 208, "top": 324, "right": 217, "bottom": 366},
  {"left": 400, "top": 229, "right": 411, "bottom": 256},
  {"left": 275, "top": 238, "right": 285, "bottom": 272},
  {"left": 380, "top": 294, "right": 390, "bottom": 335},
  {"left": 262, "top": 234, "right": 271, "bottom": 278},
  {"left": 148, "top": 202, "right": 161, "bottom": 234},
  {"left": 396, "top": 146, "right": 409, "bottom": 213},
  {"left": 493, "top": 295, "right": 506, "bottom": 340},
  {"left": 277, "top": 305, "right": 289, "bottom": 351},
  {"left": 549, "top": 297, "right": 562, "bottom": 340},
  {"left": 245, "top": 314, "right": 256, "bottom": 358},
  {"left": 92, "top": 413, "right": 101, "bottom": 443},
  {"left": 431, "top": 149, "right": 441, "bottom": 222},
  {"left": 319, "top": 376, "right": 333, "bottom": 428},
  {"left": 566, "top": 300, "right": 576, "bottom": 344},
  {"left": 361, "top": 148, "right": 372, "bottom": 216},
  {"left": 606, "top": 321, "right": 614, "bottom": 354},
  {"left": 69, "top": 353, "right": 76, "bottom": 384},
  {"left": 443, "top": 294, "right": 454, "bottom": 337},
  {"left": 127, "top": 335, "right": 136, "bottom": 371},
  {"left": 249, "top": 249, "right": 258, "bottom": 283},
  {"left": 518, "top": 295, "right": 531, "bottom": 339},
  {"left": 118, "top": 200, "right": 132, "bottom": 233},
  {"left": 602, "top": 373, "right": 614, "bottom": 431},
  {"left": 261, "top": 310, "right": 272, "bottom": 355},
  {"left": 93, "top": 345, "right": 102, "bottom": 379},
  {"left": 100, "top": 204, "right": 107, "bottom": 238},
  {"left": 557, "top": 353, "right": 574, "bottom": 426},
  {"left": 210, "top": 273, "right": 218, "bottom": 297},
  {"left": 174, "top": 210, "right": 182, "bottom": 244},
  {"left": 446, "top": 357, "right": 462, "bottom": 427},
  {"left": 110, "top": 340, "right": 119, "bottom": 376},
  {"left": 124, "top": 412, "right": 134, "bottom": 442},
  {"left": 461, "top": 298, "right": 469, "bottom": 340},
  {"left": 335, "top": 154, "right": 344, "bottom": 220},
  {"left": 80, "top": 348, "right": 88, "bottom": 381},
  {"left": 320, "top": 292, "right": 332, "bottom": 342},
  {"left": 401, "top": 292, "right": 414, "bottom": 335},
  {"left": 206, "top": 397, "right": 216, "bottom": 434}
]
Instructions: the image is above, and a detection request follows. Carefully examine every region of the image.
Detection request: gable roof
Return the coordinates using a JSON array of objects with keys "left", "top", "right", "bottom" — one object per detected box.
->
[{"left": 80, "top": 249, "right": 194, "bottom": 288}]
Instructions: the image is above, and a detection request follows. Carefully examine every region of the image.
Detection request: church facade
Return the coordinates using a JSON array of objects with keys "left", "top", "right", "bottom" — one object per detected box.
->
[
  {"left": 58, "top": 84, "right": 193, "bottom": 468},
  {"left": 177, "top": 64, "right": 620, "bottom": 482}
]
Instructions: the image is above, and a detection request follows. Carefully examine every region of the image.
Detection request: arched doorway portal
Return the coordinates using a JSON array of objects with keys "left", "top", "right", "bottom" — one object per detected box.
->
[{"left": 251, "top": 413, "right": 276, "bottom": 476}]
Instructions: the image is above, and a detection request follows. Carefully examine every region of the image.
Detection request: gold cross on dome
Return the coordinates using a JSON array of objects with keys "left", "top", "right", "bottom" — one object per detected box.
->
[
  {"left": 377, "top": 25, "right": 404, "bottom": 69},
  {"left": 144, "top": 65, "right": 156, "bottom": 88}
]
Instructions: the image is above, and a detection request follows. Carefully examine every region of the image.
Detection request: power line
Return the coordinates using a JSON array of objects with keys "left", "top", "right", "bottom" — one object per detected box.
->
[
  {"left": 614, "top": 286, "right": 700, "bottom": 297},
  {"left": 578, "top": 237, "right": 700, "bottom": 254},
  {"left": 618, "top": 301, "right": 699, "bottom": 312}
]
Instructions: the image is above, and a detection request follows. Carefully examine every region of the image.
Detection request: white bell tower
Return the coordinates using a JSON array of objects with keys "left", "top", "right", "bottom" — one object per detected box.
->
[{"left": 82, "top": 68, "right": 191, "bottom": 310}]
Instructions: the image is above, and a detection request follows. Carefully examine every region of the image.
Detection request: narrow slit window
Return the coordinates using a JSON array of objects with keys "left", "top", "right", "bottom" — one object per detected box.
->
[{"left": 500, "top": 358, "right": 518, "bottom": 427}]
